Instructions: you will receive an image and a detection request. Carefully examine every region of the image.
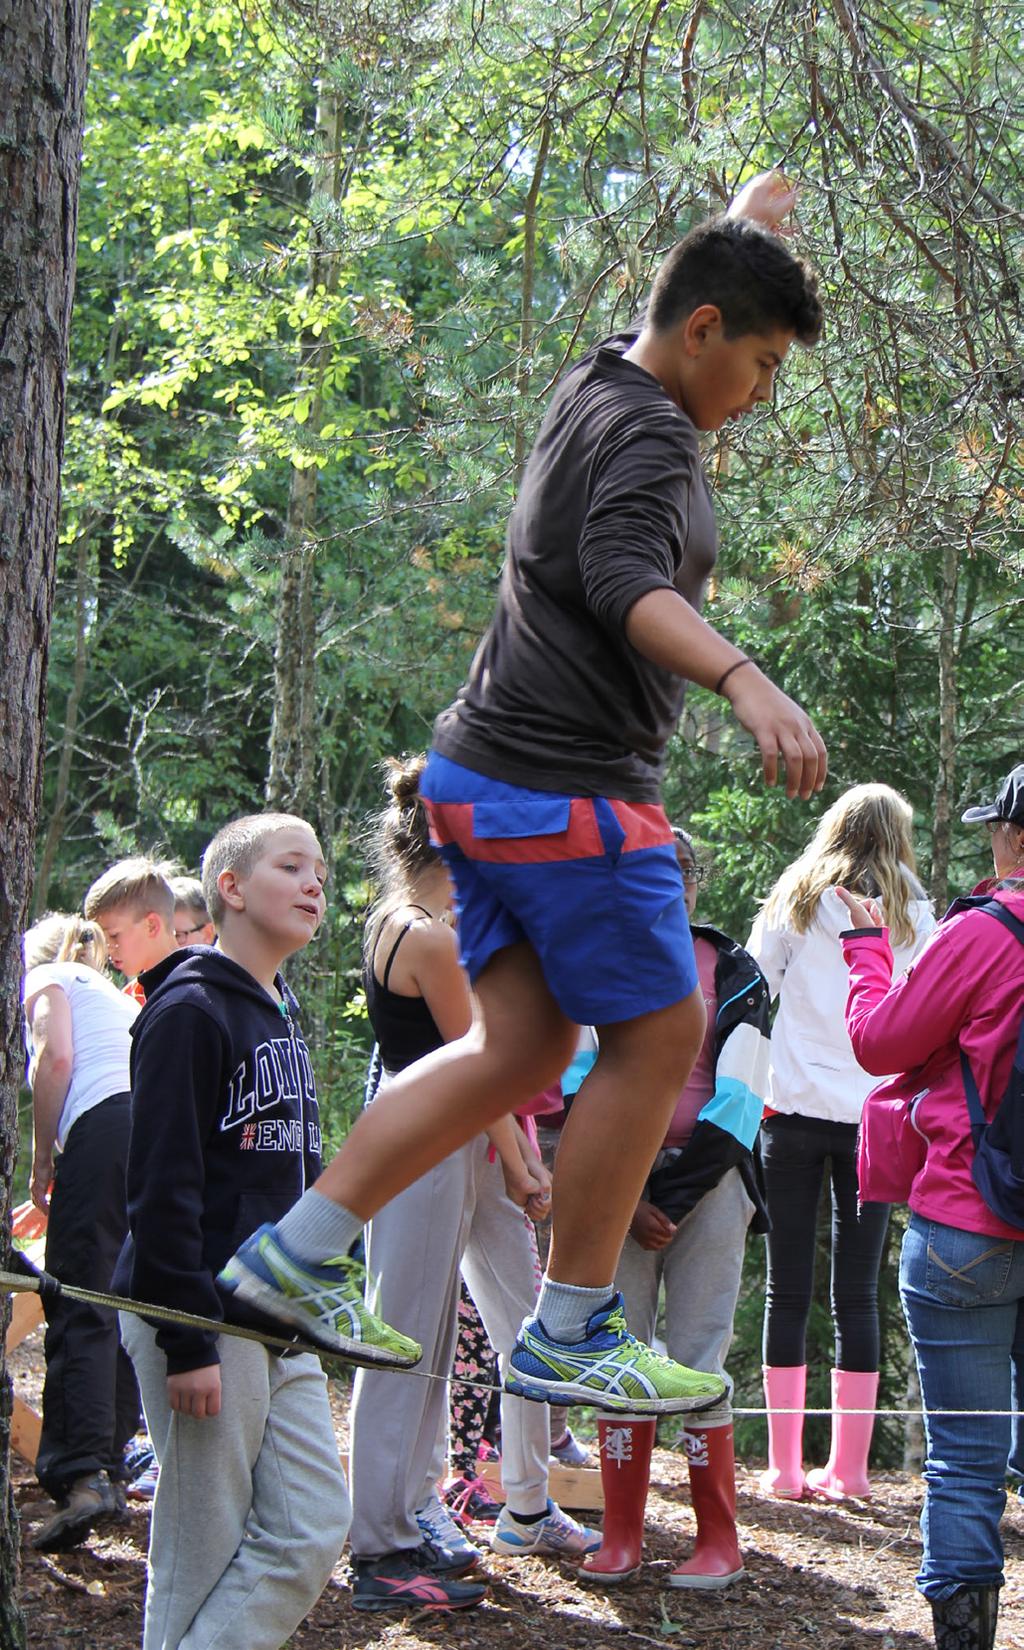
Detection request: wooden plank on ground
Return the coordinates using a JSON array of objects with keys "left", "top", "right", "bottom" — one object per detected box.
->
[
  {"left": 6, "top": 1291, "right": 44, "bottom": 1353},
  {"left": 337, "top": 1453, "right": 603, "bottom": 1510},
  {"left": 11, "top": 1393, "right": 41, "bottom": 1466},
  {"left": 478, "top": 1456, "right": 603, "bottom": 1511}
]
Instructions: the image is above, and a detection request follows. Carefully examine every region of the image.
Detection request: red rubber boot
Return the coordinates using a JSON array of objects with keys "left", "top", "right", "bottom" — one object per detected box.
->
[
  {"left": 579, "top": 1416, "right": 657, "bottom": 1584},
  {"left": 668, "top": 1424, "right": 744, "bottom": 1590}
]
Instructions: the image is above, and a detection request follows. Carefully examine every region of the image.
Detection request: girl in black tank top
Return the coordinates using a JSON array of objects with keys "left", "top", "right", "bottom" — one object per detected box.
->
[{"left": 363, "top": 905, "right": 444, "bottom": 1073}]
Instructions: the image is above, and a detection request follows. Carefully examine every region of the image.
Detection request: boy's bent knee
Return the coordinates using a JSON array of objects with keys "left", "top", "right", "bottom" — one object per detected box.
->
[
  {"left": 471, "top": 1017, "right": 577, "bottom": 1098},
  {"left": 597, "top": 989, "right": 706, "bottom": 1088}
]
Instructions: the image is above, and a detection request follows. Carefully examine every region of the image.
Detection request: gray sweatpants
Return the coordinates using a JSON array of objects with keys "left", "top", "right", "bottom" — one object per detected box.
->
[
  {"left": 614, "top": 1166, "right": 754, "bottom": 1430},
  {"left": 121, "top": 1314, "right": 350, "bottom": 1650},
  {"left": 349, "top": 1135, "right": 548, "bottom": 1556}
]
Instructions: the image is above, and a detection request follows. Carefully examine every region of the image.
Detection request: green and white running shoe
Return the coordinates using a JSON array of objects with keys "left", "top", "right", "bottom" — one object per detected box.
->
[
  {"left": 218, "top": 1223, "right": 421, "bottom": 1369},
  {"left": 505, "top": 1293, "right": 725, "bottom": 1415}
]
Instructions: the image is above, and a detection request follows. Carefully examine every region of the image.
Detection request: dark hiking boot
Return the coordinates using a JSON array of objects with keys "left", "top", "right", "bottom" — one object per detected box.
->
[
  {"left": 931, "top": 1585, "right": 999, "bottom": 1650},
  {"left": 30, "top": 1470, "right": 122, "bottom": 1552}
]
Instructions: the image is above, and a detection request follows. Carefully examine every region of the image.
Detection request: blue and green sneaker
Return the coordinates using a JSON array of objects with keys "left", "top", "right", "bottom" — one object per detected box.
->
[
  {"left": 218, "top": 1224, "right": 421, "bottom": 1369},
  {"left": 505, "top": 1293, "right": 725, "bottom": 1414}
]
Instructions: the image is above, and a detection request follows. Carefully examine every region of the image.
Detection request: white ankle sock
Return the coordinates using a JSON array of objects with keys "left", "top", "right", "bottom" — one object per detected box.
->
[
  {"left": 536, "top": 1277, "right": 614, "bottom": 1343},
  {"left": 275, "top": 1189, "right": 363, "bottom": 1263}
]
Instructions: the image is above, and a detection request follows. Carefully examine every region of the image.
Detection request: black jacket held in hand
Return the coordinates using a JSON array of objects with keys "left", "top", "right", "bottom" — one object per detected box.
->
[
  {"left": 645, "top": 924, "right": 772, "bottom": 1233},
  {"left": 112, "top": 947, "right": 323, "bottom": 1375}
]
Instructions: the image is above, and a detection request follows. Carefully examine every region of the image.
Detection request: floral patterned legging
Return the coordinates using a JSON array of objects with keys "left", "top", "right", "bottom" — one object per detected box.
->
[{"left": 450, "top": 1283, "right": 500, "bottom": 1477}]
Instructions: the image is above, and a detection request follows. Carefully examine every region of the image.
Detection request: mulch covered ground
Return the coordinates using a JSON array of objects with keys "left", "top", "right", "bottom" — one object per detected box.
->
[{"left": 10, "top": 1330, "right": 1024, "bottom": 1649}]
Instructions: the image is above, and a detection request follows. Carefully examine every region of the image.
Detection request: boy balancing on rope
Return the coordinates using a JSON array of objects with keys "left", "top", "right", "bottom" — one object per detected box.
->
[{"left": 221, "top": 171, "right": 828, "bottom": 1415}]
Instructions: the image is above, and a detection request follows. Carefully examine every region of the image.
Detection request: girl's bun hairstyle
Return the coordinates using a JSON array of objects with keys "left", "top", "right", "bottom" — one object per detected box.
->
[{"left": 364, "top": 754, "right": 438, "bottom": 955}]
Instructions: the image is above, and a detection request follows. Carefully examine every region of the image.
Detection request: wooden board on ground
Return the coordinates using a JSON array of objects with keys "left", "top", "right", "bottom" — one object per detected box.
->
[
  {"left": 478, "top": 1456, "right": 603, "bottom": 1511},
  {"left": 7, "top": 1289, "right": 44, "bottom": 1354},
  {"left": 11, "top": 1394, "right": 42, "bottom": 1466},
  {"left": 337, "top": 1454, "right": 603, "bottom": 1510}
]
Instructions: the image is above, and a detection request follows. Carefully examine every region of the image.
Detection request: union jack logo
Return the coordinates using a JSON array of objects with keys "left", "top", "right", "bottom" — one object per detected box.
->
[{"left": 241, "top": 1124, "right": 257, "bottom": 1149}]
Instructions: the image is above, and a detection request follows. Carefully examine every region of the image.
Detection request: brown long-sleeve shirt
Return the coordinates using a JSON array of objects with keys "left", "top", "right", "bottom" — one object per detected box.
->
[{"left": 433, "top": 331, "right": 718, "bottom": 801}]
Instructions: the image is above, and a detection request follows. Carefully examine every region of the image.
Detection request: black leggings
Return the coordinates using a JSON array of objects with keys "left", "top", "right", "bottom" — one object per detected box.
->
[
  {"left": 761, "top": 1113, "right": 890, "bottom": 1371},
  {"left": 38, "top": 1093, "right": 140, "bottom": 1498}
]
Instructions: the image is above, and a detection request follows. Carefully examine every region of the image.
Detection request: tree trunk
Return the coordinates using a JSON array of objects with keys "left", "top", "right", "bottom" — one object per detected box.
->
[
  {"left": 930, "top": 537, "right": 959, "bottom": 910},
  {"left": 512, "top": 119, "right": 551, "bottom": 484},
  {"left": 0, "top": 3, "right": 92, "bottom": 1640},
  {"left": 266, "top": 89, "right": 346, "bottom": 830},
  {"left": 34, "top": 533, "right": 93, "bottom": 913}
]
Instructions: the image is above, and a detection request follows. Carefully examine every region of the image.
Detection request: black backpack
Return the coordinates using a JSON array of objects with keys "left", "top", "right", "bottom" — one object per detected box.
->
[{"left": 958, "top": 898, "right": 1024, "bottom": 1229}]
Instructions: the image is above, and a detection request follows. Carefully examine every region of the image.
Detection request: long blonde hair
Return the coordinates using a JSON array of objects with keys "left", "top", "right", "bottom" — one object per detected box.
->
[
  {"left": 23, "top": 913, "right": 108, "bottom": 973},
  {"left": 760, "top": 784, "right": 920, "bottom": 948}
]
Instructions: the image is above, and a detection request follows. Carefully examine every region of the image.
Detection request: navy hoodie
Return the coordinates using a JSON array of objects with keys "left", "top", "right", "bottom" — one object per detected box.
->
[{"left": 112, "top": 947, "right": 322, "bottom": 1374}]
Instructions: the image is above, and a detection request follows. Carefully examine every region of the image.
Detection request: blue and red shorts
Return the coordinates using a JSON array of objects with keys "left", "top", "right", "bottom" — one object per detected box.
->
[{"left": 419, "top": 752, "right": 697, "bottom": 1025}]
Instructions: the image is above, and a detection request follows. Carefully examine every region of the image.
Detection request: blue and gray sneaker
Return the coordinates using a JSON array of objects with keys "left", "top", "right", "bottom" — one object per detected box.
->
[
  {"left": 415, "top": 1491, "right": 481, "bottom": 1571},
  {"left": 218, "top": 1223, "right": 421, "bottom": 1369},
  {"left": 505, "top": 1293, "right": 725, "bottom": 1415},
  {"left": 490, "top": 1500, "right": 601, "bottom": 1559}
]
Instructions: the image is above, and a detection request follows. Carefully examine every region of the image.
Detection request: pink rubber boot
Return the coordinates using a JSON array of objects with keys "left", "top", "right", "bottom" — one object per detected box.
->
[
  {"left": 757, "top": 1365, "right": 806, "bottom": 1499},
  {"left": 805, "top": 1369, "right": 878, "bottom": 1500},
  {"left": 579, "top": 1416, "right": 656, "bottom": 1584}
]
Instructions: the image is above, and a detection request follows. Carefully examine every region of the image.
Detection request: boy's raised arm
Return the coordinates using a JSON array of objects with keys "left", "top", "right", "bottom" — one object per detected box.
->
[{"left": 624, "top": 586, "right": 827, "bottom": 799}]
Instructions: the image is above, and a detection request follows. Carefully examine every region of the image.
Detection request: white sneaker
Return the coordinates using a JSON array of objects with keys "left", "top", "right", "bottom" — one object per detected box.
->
[
  {"left": 490, "top": 1500, "right": 601, "bottom": 1558},
  {"left": 415, "top": 1490, "right": 480, "bottom": 1568},
  {"left": 550, "top": 1427, "right": 593, "bottom": 1467}
]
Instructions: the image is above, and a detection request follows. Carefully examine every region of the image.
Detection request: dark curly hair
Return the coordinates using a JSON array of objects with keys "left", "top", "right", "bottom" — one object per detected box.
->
[{"left": 649, "top": 216, "right": 822, "bottom": 346}]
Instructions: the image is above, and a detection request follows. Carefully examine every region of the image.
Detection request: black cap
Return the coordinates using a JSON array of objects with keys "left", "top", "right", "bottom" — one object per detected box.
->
[{"left": 961, "top": 764, "right": 1024, "bottom": 827}]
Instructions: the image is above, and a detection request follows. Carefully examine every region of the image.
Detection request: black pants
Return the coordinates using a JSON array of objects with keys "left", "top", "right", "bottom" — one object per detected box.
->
[
  {"left": 36, "top": 1093, "right": 140, "bottom": 1499},
  {"left": 760, "top": 1112, "right": 890, "bottom": 1371}
]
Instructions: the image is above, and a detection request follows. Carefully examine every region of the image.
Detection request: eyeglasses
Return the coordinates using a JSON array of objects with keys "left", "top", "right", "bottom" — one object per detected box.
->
[
  {"left": 680, "top": 865, "right": 708, "bottom": 885},
  {"left": 174, "top": 922, "right": 208, "bottom": 942}
]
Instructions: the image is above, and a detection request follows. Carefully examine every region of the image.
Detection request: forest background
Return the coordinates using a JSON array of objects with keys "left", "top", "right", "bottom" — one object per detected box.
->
[{"left": 19, "top": 0, "right": 1024, "bottom": 1467}]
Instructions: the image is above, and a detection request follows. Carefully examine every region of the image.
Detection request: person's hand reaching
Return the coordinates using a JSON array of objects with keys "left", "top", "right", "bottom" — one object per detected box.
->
[{"left": 835, "top": 887, "right": 884, "bottom": 929}]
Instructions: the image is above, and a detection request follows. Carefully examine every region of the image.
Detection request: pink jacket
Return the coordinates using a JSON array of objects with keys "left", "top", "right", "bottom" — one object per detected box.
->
[{"left": 842, "top": 873, "right": 1024, "bottom": 1240}]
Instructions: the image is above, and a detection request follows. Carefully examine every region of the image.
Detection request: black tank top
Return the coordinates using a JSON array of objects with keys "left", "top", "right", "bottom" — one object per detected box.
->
[{"left": 363, "top": 908, "right": 444, "bottom": 1073}]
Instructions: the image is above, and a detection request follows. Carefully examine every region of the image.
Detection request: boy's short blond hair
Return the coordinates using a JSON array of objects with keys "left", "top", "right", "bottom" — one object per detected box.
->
[
  {"left": 169, "top": 876, "right": 210, "bottom": 922},
  {"left": 201, "top": 814, "right": 317, "bottom": 925},
  {"left": 83, "top": 857, "right": 176, "bottom": 925}
]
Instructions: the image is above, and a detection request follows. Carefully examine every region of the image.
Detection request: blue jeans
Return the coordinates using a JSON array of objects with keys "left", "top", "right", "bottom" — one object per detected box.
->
[{"left": 900, "top": 1212, "right": 1024, "bottom": 1600}]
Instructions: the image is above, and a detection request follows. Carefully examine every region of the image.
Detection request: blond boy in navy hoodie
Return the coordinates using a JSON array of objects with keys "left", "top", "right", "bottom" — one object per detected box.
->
[{"left": 115, "top": 814, "right": 357, "bottom": 1650}]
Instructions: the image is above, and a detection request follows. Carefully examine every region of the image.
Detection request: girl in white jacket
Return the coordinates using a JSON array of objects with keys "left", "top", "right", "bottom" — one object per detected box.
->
[{"left": 747, "top": 784, "right": 934, "bottom": 1500}]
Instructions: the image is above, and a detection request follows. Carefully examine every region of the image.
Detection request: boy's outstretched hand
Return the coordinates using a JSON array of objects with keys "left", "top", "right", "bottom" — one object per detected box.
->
[
  {"left": 727, "top": 169, "right": 798, "bottom": 236},
  {"left": 724, "top": 664, "right": 827, "bottom": 799}
]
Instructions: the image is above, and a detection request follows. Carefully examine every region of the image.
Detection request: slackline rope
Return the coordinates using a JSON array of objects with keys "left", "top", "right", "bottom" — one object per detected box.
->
[{"left": 2, "top": 1268, "right": 1018, "bottom": 1418}]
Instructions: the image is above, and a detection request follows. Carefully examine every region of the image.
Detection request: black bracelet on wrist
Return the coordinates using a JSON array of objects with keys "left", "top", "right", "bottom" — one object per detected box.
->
[{"left": 714, "top": 657, "right": 753, "bottom": 697}]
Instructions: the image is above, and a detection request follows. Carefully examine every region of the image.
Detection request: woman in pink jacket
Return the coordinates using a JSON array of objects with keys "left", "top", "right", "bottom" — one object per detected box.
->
[{"left": 837, "top": 763, "right": 1024, "bottom": 1650}]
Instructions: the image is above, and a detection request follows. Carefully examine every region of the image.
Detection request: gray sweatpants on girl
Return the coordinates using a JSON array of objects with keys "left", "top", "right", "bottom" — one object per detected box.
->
[
  {"left": 349, "top": 1135, "right": 548, "bottom": 1557},
  {"left": 121, "top": 1313, "right": 350, "bottom": 1650},
  {"left": 615, "top": 1165, "right": 754, "bottom": 1430}
]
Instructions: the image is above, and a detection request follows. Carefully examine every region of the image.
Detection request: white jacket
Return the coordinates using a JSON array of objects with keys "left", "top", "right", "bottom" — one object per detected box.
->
[{"left": 746, "top": 880, "right": 935, "bottom": 1124}]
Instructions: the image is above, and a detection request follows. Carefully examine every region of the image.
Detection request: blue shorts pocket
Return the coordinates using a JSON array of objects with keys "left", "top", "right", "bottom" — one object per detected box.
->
[{"left": 472, "top": 799, "right": 571, "bottom": 839}]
